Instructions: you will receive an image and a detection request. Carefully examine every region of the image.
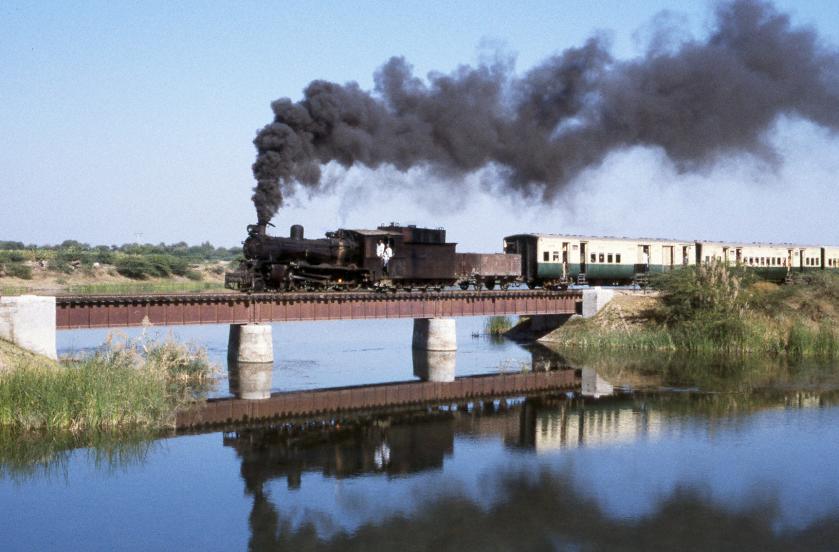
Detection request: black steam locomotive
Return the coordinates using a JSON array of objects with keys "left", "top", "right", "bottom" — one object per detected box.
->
[{"left": 225, "top": 223, "right": 520, "bottom": 292}]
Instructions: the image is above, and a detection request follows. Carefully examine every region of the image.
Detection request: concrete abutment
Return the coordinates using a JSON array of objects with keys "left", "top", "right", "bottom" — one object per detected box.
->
[{"left": 0, "top": 295, "right": 57, "bottom": 359}]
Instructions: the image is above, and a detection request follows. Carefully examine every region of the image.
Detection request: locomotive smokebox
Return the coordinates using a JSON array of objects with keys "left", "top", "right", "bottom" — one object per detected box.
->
[{"left": 290, "top": 224, "right": 304, "bottom": 240}]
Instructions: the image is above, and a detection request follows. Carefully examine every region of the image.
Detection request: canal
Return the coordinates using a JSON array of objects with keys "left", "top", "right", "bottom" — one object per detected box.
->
[{"left": 2, "top": 318, "right": 839, "bottom": 550}]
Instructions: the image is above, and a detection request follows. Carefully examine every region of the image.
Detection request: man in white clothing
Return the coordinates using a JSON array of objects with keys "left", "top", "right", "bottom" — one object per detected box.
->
[{"left": 383, "top": 242, "right": 393, "bottom": 274}]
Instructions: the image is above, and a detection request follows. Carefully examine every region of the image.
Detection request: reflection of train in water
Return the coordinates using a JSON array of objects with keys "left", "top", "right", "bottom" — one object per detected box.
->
[{"left": 225, "top": 222, "right": 839, "bottom": 291}]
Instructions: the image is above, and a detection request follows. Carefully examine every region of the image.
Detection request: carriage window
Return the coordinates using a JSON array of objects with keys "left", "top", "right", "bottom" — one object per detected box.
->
[
  {"left": 616, "top": 254, "right": 621, "bottom": 263},
  {"left": 543, "top": 251, "right": 549, "bottom": 262},
  {"left": 590, "top": 253, "right": 596, "bottom": 263},
  {"left": 599, "top": 253, "right": 605, "bottom": 263},
  {"left": 607, "top": 254, "right": 613, "bottom": 263},
  {"left": 552, "top": 251, "right": 559, "bottom": 261}
]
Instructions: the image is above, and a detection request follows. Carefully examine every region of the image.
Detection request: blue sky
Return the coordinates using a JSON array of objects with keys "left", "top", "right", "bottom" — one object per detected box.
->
[{"left": 2, "top": 1, "right": 838, "bottom": 250}]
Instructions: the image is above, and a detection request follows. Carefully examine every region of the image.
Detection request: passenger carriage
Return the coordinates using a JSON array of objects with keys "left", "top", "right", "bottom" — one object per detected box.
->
[{"left": 503, "top": 234, "right": 694, "bottom": 288}]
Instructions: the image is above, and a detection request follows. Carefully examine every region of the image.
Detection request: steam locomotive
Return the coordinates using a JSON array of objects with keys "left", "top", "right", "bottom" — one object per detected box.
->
[{"left": 224, "top": 223, "right": 519, "bottom": 292}]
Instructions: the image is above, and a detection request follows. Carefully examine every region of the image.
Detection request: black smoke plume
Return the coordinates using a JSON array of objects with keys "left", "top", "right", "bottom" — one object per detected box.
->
[{"left": 252, "top": 0, "right": 839, "bottom": 224}]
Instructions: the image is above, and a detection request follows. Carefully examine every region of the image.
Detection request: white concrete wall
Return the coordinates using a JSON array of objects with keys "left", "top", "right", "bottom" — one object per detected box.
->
[
  {"left": 0, "top": 295, "right": 57, "bottom": 359},
  {"left": 582, "top": 287, "right": 614, "bottom": 318}
]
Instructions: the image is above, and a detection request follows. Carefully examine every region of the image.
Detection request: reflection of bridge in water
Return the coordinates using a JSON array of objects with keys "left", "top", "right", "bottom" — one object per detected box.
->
[
  {"left": 179, "top": 344, "right": 581, "bottom": 428},
  {"left": 223, "top": 393, "right": 656, "bottom": 492}
]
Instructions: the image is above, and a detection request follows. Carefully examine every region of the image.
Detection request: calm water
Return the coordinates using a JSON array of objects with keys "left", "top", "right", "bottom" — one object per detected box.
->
[
  {"left": 3, "top": 319, "right": 839, "bottom": 550},
  {"left": 55, "top": 318, "right": 532, "bottom": 395}
]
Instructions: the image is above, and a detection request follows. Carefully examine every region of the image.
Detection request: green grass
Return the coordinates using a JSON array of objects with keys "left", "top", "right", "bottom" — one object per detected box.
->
[
  {"left": 484, "top": 316, "right": 515, "bottom": 336},
  {"left": 61, "top": 281, "right": 225, "bottom": 295},
  {"left": 0, "top": 335, "right": 218, "bottom": 432}
]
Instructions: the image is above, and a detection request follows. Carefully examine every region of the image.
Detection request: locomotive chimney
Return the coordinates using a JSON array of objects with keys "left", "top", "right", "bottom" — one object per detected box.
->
[
  {"left": 290, "top": 224, "right": 304, "bottom": 240},
  {"left": 247, "top": 223, "right": 267, "bottom": 237}
]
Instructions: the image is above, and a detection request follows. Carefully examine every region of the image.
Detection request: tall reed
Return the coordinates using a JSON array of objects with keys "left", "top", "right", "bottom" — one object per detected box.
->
[{"left": 0, "top": 336, "right": 217, "bottom": 432}]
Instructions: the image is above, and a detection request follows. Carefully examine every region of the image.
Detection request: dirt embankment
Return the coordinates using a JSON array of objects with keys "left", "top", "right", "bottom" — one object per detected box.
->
[
  {"left": 0, "top": 261, "right": 231, "bottom": 293},
  {"left": 506, "top": 291, "right": 660, "bottom": 343},
  {"left": 0, "top": 339, "right": 57, "bottom": 373}
]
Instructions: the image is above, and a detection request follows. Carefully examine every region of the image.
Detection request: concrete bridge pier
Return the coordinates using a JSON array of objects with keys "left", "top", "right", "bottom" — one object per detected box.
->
[
  {"left": 412, "top": 318, "right": 457, "bottom": 382},
  {"left": 228, "top": 323, "right": 274, "bottom": 363},
  {"left": 412, "top": 318, "right": 457, "bottom": 352},
  {"left": 227, "top": 324, "right": 274, "bottom": 400}
]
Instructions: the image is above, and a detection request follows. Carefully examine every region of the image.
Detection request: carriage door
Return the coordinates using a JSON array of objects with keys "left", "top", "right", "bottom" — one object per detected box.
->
[
  {"left": 562, "top": 242, "right": 569, "bottom": 279},
  {"left": 580, "top": 242, "right": 587, "bottom": 275},
  {"left": 787, "top": 249, "right": 794, "bottom": 272},
  {"left": 736, "top": 248, "right": 742, "bottom": 264},
  {"left": 800, "top": 249, "right": 805, "bottom": 272},
  {"left": 662, "top": 246, "right": 674, "bottom": 271},
  {"left": 722, "top": 247, "right": 729, "bottom": 266},
  {"left": 637, "top": 245, "right": 650, "bottom": 273},
  {"left": 682, "top": 246, "right": 690, "bottom": 266}
]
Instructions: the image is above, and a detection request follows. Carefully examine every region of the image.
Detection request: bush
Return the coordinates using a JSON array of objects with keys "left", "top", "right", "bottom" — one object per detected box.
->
[
  {"left": 2, "top": 262, "right": 32, "bottom": 280},
  {"left": 115, "top": 257, "right": 157, "bottom": 279},
  {"left": 0, "top": 251, "right": 26, "bottom": 263},
  {"left": 649, "top": 260, "right": 755, "bottom": 350},
  {"left": 484, "top": 316, "right": 514, "bottom": 336},
  {"left": 652, "top": 260, "right": 752, "bottom": 322}
]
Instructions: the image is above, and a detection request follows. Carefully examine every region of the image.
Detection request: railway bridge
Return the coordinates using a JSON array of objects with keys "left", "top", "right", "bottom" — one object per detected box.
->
[
  {"left": 1, "top": 288, "right": 616, "bottom": 397},
  {"left": 54, "top": 289, "right": 581, "bottom": 329}
]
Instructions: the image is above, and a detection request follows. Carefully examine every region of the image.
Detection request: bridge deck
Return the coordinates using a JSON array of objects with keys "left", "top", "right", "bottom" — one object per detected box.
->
[{"left": 56, "top": 290, "right": 581, "bottom": 329}]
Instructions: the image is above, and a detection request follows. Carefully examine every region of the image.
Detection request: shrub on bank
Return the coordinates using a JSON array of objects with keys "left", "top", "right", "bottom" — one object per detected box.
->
[
  {"left": 0, "top": 261, "right": 32, "bottom": 280},
  {"left": 0, "top": 336, "right": 218, "bottom": 432},
  {"left": 484, "top": 316, "right": 514, "bottom": 336},
  {"left": 554, "top": 262, "right": 839, "bottom": 357},
  {"left": 115, "top": 254, "right": 202, "bottom": 280}
]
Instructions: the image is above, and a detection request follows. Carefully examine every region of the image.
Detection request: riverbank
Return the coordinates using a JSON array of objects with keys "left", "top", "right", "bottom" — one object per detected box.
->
[
  {"left": 0, "top": 240, "right": 238, "bottom": 295},
  {"left": 540, "top": 264, "right": 839, "bottom": 357},
  {"left": 0, "top": 336, "right": 217, "bottom": 432},
  {"left": 0, "top": 263, "right": 230, "bottom": 296}
]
